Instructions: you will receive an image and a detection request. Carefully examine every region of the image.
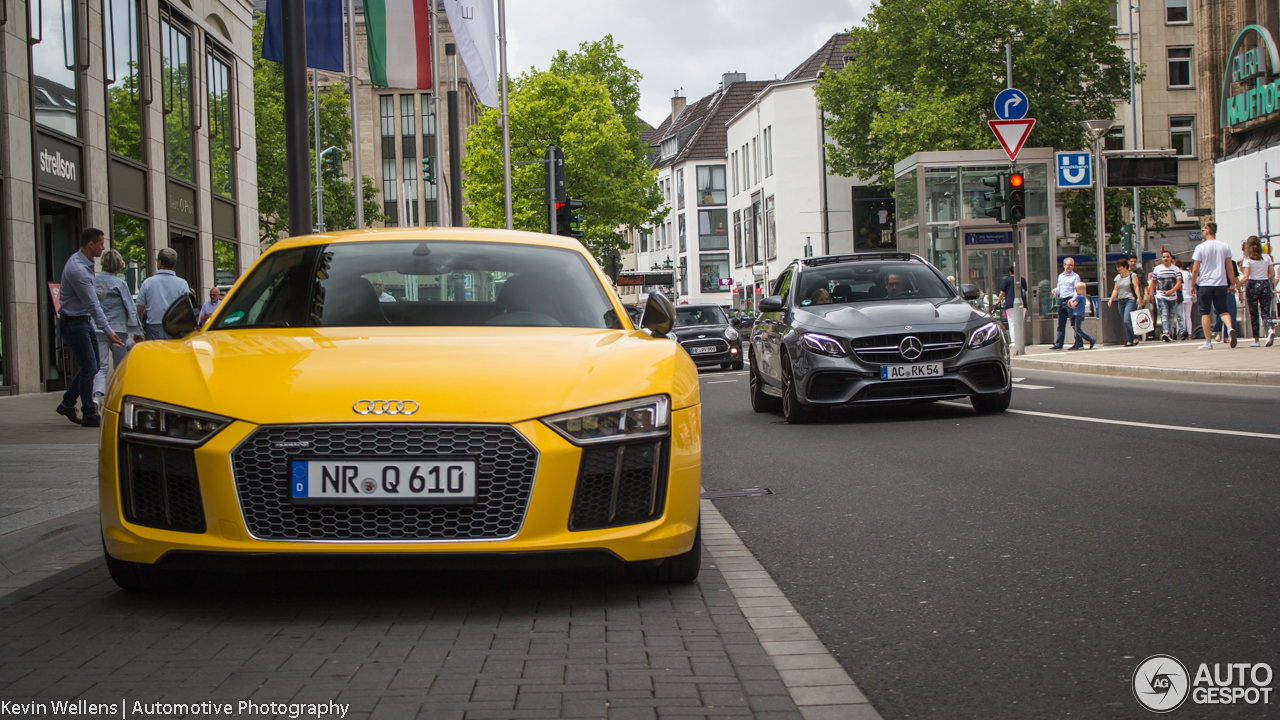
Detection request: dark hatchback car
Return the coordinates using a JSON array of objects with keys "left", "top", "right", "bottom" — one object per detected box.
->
[
  {"left": 673, "top": 305, "right": 744, "bottom": 370},
  {"left": 748, "top": 253, "right": 1011, "bottom": 423}
]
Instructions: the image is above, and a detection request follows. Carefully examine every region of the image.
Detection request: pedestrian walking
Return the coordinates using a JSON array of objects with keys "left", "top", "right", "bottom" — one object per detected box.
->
[
  {"left": 1152, "top": 250, "right": 1184, "bottom": 342},
  {"left": 1176, "top": 259, "right": 1193, "bottom": 340},
  {"left": 1212, "top": 259, "right": 1241, "bottom": 342},
  {"left": 1239, "top": 235, "right": 1276, "bottom": 346},
  {"left": 1050, "top": 258, "right": 1081, "bottom": 350},
  {"left": 1191, "top": 222, "right": 1239, "bottom": 349},
  {"left": 199, "top": 287, "right": 223, "bottom": 325},
  {"left": 1107, "top": 257, "right": 1140, "bottom": 346},
  {"left": 1068, "top": 281, "right": 1095, "bottom": 350},
  {"left": 55, "top": 228, "right": 122, "bottom": 428},
  {"left": 997, "top": 265, "right": 1027, "bottom": 314},
  {"left": 93, "top": 249, "right": 143, "bottom": 409},
  {"left": 135, "top": 248, "right": 191, "bottom": 340}
]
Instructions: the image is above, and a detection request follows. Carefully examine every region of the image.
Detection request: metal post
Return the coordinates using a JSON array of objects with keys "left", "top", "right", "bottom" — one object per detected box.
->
[
  {"left": 431, "top": 4, "right": 447, "bottom": 226},
  {"left": 1005, "top": 43, "right": 1012, "bottom": 89},
  {"left": 346, "top": 0, "right": 363, "bottom": 228},
  {"left": 1095, "top": 134, "right": 1109, "bottom": 303},
  {"left": 283, "top": 0, "right": 312, "bottom": 236},
  {"left": 1128, "top": 0, "right": 1141, "bottom": 259},
  {"left": 498, "top": 0, "right": 513, "bottom": 230},
  {"left": 446, "top": 43, "right": 464, "bottom": 227},
  {"left": 313, "top": 70, "right": 325, "bottom": 233}
]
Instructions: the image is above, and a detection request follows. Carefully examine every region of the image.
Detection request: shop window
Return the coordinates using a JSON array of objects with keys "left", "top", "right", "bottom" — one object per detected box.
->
[
  {"left": 32, "top": 0, "right": 82, "bottom": 136},
  {"left": 697, "top": 166, "right": 726, "bottom": 205},
  {"left": 161, "top": 8, "right": 194, "bottom": 182},
  {"left": 104, "top": 0, "right": 143, "bottom": 159},
  {"left": 698, "top": 209, "right": 728, "bottom": 250},
  {"left": 207, "top": 47, "right": 235, "bottom": 198},
  {"left": 894, "top": 169, "right": 918, "bottom": 229},
  {"left": 111, "top": 212, "right": 148, "bottom": 292},
  {"left": 215, "top": 239, "right": 238, "bottom": 287},
  {"left": 1166, "top": 0, "right": 1189, "bottom": 23},
  {"left": 700, "top": 253, "right": 730, "bottom": 293},
  {"left": 1171, "top": 117, "right": 1194, "bottom": 157},
  {"left": 1168, "top": 48, "right": 1192, "bottom": 88}
]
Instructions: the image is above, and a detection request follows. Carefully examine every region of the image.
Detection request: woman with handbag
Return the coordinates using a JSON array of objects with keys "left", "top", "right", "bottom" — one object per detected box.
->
[
  {"left": 1240, "top": 236, "right": 1275, "bottom": 346},
  {"left": 1108, "top": 257, "right": 1140, "bottom": 346},
  {"left": 92, "top": 249, "right": 144, "bottom": 409}
]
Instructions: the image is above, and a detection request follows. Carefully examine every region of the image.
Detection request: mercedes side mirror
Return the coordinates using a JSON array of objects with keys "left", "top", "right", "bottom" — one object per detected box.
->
[
  {"left": 162, "top": 292, "right": 199, "bottom": 338},
  {"left": 758, "top": 296, "right": 784, "bottom": 313},
  {"left": 960, "top": 284, "right": 982, "bottom": 301},
  {"left": 641, "top": 292, "right": 676, "bottom": 338}
]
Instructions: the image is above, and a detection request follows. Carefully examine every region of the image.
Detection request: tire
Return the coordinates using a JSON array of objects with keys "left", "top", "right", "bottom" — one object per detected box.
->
[
  {"left": 749, "top": 355, "right": 781, "bottom": 413},
  {"left": 780, "top": 354, "right": 815, "bottom": 424},
  {"left": 630, "top": 520, "right": 701, "bottom": 584},
  {"left": 103, "top": 535, "right": 185, "bottom": 591},
  {"left": 721, "top": 363, "right": 732, "bottom": 369},
  {"left": 730, "top": 358, "right": 744, "bottom": 371},
  {"left": 971, "top": 387, "right": 1012, "bottom": 413}
]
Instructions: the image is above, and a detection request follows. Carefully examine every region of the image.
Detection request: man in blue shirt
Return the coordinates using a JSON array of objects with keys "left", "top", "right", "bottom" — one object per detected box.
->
[
  {"left": 136, "top": 248, "right": 191, "bottom": 340},
  {"left": 1049, "top": 258, "right": 1081, "bottom": 350},
  {"left": 56, "top": 228, "right": 122, "bottom": 427}
]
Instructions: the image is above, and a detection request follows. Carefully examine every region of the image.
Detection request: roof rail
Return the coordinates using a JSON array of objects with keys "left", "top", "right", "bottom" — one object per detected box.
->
[{"left": 800, "top": 252, "right": 919, "bottom": 267}]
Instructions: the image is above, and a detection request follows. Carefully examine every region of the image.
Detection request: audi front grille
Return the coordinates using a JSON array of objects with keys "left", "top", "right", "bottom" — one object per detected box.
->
[{"left": 230, "top": 424, "right": 538, "bottom": 541}]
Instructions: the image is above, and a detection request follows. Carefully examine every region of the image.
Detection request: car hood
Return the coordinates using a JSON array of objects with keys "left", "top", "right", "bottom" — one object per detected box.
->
[
  {"left": 796, "top": 299, "right": 987, "bottom": 333},
  {"left": 107, "top": 327, "right": 698, "bottom": 425},
  {"left": 672, "top": 325, "right": 730, "bottom": 341}
]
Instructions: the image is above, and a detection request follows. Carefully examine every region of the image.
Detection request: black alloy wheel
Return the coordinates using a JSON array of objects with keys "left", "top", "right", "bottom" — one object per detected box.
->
[
  {"left": 102, "top": 535, "right": 188, "bottom": 591},
  {"left": 628, "top": 519, "right": 701, "bottom": 583},
  {"left": 749, "top": 354, "right": 782, "bottom": 413},
  {"left": 780, "top": 352, "right": 815, "bottom": 424}
]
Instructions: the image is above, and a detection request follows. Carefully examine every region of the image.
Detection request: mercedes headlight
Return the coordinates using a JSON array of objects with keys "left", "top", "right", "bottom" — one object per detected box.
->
[
  {"left": 800, "top": 333, "right": 847, "bottom": 357},
  {"left": 542, "top": 395, "right": 670, "bottom": 446},
  {"left": 121, "top": 397, "right": 231, "bottom": 446},
  {"left": 968, "top": 322, "right": 1003, "bottom": 349},
  {"left": 725, "top": 327, "right": 740, "bottom": 341}
]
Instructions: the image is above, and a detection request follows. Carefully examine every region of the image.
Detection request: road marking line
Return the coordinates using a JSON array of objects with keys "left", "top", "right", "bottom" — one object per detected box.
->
[
  {"left": 706, "top": 380, "right": 739, "bottom": 384},
  {"left": 1004, "top": 407, "right": 1280, "bottom": 440},
  {"left": 1012, "top": 384, "right": 1054, "bottom": 390}
]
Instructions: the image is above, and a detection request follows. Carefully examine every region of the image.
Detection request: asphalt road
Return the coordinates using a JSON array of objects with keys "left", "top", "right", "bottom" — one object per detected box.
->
[{"left": 699, "top": 364, "right": 1280, "bottom": 719}]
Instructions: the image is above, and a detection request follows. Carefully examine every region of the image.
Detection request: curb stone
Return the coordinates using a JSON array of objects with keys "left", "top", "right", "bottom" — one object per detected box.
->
[{"left": 1011, "top": 357, "right": 1280, "bottom": 385}]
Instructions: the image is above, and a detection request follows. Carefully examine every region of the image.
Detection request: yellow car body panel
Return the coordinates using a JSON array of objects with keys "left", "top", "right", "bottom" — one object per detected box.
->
[{"left": 99, "top": 228, "right": 701, "bottom": 567}]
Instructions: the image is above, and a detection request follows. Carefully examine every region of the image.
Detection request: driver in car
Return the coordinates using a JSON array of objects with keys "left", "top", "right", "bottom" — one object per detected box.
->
[{"left": 884, "top": 272, "right": 909, "bottom": 298}]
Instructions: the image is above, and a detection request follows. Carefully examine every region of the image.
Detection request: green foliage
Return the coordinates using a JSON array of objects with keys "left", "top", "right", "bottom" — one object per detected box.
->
[
  {"left": 161, "top": 53, "right": 194, "bottom": 182},
  {"left": 816, "top": 0, "right": 1136, "bottom": 184},
  {"left": 462, "top": 37, "right": 664, "bottom": 261},
  {"left": 1062, "top": 187, "right": 1184, "bottom": 252},
  {"left": 111, "top": 214, "right": 148, "bottom": 269},
  {"left": 106, "top": 68, "right": 144, "bottom": 162},
  {"left": 252, "top": 16, "right": 383, "bottom": 245}
]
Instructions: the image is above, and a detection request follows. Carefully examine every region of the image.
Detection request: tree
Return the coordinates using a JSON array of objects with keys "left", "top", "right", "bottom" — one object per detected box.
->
[
  {"left": 462, "top": 38, "right": 663, "bottom": 260},
  {"left": 816, "top": 0, "right": 1135, "bottom": 184},
  {"left": 252, "top": 16, "right": 382, "bottom": 245}
]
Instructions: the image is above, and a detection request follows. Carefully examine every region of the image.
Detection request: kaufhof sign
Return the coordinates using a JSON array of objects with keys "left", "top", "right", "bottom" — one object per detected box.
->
[{"left": 1220, "top": 25, "right": 1280, "bottom": 128}]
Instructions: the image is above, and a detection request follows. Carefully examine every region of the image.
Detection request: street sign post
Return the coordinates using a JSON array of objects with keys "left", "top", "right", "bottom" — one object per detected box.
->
[
  {"left": 994, "top": 88, "right": 1029, "bottom": 120},
  {"left": 988, "top": 119, "right": 1036, "bottom": 163},
  {"left": 1055, "top": 151, "right": 1092, "bottom": 189}
]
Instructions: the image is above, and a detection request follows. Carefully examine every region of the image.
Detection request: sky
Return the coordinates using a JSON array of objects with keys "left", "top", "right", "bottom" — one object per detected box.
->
[{"left": 502, "top": 0, "right": 874, "bottom": 127}]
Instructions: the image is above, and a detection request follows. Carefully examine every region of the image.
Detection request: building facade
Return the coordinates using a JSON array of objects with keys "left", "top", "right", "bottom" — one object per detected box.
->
[{"left": 1, "top": 0, "right": 260, "bottom": 395}]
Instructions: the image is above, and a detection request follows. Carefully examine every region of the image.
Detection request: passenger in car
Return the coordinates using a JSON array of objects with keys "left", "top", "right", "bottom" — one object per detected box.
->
[{"left": 809, "top": 287, "right": 833, "bottom": 305}]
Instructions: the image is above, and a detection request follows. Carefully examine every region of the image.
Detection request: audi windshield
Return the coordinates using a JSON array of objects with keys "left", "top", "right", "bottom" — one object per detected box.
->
[
  {"left": 796, "top": 262, "right": 954, "bottom": 307},
  {"left": 210, "top": 241, "right": 622, "bottom": 330}
]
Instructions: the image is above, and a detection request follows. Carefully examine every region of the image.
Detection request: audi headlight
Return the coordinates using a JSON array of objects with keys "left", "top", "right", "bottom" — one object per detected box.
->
[
  {"left": 968, "top": 322, "right": 1003, "bottom": 349},
  {"left": 725, "top": 327, "right": 740, "bottom": 341},
  {"left": 121, "top": 397, "right": 231, "bottom": 446},
  {"left": 541, "top": 395, "right": 670, "bottom": 446},
  {"left": 800, "top": 333, "right": 847, "bottom": 357}
]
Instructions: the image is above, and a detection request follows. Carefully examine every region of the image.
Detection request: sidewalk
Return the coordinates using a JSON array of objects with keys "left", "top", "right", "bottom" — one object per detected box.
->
[{"left": 1012, "top": 337, "right": 1280, "bottom": 384}]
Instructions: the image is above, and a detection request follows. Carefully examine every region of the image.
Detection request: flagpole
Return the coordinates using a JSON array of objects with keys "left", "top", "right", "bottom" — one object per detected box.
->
[
  {"left": 431, "top": 3, "right": 449, "bottom": 226},
  {"left": 347, "top": 0, "right": 363, "bottom": 228},
  {"left": 498, "top": 0, "right": 512, "bottom": 230}
]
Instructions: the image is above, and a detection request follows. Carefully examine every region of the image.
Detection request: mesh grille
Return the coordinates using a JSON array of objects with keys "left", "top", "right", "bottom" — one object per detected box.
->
[
  {"left": 569, "top": 440, "right": 666, "bottom": 531},
  {"left": 231, "top": 425, "right": 538, "bottom": 540},
  {"left": 852, "top": 332, "right": 965, "bottom": 364},
  {"left": 859, "top": 380, "right": 966, "bottom": 401},
  {"left": 122, "top": 442, "right": 207, "bottom": 534},
  {"left": 962, "top": 361, "right": 1008, "bottom": 390},
  {"left": 807, "top": 371, "right": 861, "bottom": 401}
]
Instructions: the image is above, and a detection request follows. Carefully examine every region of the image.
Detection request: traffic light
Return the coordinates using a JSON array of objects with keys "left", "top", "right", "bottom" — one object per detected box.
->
[
  {"left": 982, "top": 174, "right": 1007, "bottom": 223},
  {"left": 605, "top": 248, "right": 622, "bottom": 282},
  {"left": 555, "top": 198, "right": 584, "bottom": 239},
  {"left": 1007, "top": 172, "right": 1025, "bottom": 223},
  {"left": 321, "top": 152, "right": 344, "bottom": 179},
  {"left": 1118, "top": 223, "right": 1135, "bottom": 253},
  {"left": 422, "top": 156, "right": 436, "bottom": 184}
]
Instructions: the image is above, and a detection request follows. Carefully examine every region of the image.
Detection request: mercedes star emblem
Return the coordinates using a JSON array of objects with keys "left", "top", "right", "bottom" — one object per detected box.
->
[{"left": 898, "top": 336, "right": 923, "bottom": 361}]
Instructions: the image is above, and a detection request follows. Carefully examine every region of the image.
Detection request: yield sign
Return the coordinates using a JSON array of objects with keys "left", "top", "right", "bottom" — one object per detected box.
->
[{"left": 988, "top": 119, "right": 1036, "bottom": 162}]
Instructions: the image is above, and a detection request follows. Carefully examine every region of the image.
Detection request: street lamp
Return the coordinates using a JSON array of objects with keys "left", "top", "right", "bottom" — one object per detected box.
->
[{"left": 1080, "top": 119, "right": 1114, "bottom": 324}]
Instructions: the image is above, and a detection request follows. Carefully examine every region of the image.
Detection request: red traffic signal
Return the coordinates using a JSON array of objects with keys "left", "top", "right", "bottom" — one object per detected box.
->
[{"left": 1009, "top": 173, "right": 1024, "bottom": 188}]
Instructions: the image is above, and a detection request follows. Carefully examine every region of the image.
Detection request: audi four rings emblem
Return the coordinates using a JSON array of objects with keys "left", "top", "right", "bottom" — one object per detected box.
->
[
  {"left": 899, "top": 336, "right": 923, "bottom": 361},
  {"left": 352, "top": 400, "right": 420, "bottom": 415}
]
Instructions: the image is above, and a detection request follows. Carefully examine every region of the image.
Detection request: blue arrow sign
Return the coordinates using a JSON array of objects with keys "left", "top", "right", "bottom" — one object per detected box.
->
[{"left": 994, "top": 88, "right": 1029, "bottom": 120}]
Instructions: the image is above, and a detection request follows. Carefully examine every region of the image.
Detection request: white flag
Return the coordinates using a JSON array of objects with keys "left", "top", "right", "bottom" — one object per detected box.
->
[{"left": 443, "top": 0, "right": 499, "bottom": 108}]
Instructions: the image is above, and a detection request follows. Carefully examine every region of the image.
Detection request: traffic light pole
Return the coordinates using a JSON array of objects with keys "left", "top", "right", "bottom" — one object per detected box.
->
[{"left": 283, "top": 0, "right": 312, "bottom": 237}]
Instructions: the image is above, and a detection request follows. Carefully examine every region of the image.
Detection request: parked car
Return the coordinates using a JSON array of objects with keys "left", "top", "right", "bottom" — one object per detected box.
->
[
  {"left": 748, "top": 252, "right": 1012, "bottom": 423},
  {"left": 672, "top": 305, "right": 744, "bottom": 370}
]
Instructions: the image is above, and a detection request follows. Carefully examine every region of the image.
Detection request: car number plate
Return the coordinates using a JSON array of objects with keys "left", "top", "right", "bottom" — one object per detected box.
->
[
  {"left": 290, "top": 459, "right": 477, "bottom": 505},
  {"left": 690, "top": 346, "right": 718, "bottom": 355},
  {"left": 880, "top": 362, "right": 944, "bottom": 380}
]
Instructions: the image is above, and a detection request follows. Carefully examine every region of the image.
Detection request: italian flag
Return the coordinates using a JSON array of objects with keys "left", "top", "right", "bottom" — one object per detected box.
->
[{"left": 365, "top": 0, "right": 433, "bottom": 89}]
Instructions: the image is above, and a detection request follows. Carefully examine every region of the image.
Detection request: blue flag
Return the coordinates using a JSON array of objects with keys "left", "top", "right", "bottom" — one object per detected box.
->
[{"left": 262, "top": 0, "right": 345, "bottom": 73}]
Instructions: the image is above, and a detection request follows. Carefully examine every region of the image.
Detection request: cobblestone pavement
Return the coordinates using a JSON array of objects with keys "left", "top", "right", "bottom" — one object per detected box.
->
[{"left": 0, "top": 444, "right": 97, "bottom": 536}]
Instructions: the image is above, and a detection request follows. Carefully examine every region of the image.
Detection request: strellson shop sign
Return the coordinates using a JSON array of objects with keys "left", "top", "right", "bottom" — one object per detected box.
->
[{"left": 1220, "top": 25, "right": 1280, "bottom": 128}]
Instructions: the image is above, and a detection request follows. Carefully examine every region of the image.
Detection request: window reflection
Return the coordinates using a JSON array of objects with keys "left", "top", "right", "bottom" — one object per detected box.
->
[
  {"left": 32, "top": 0, "right": 80, "bottom": 136},
  {"left": 104, "top": 0, "right": 142, "bottom": 158},
  {"left": 161, "top": 10, "right": 194, "bottom": 182},
  {"left": 208, "top": 48, "right": 234, "bottom": 197}
]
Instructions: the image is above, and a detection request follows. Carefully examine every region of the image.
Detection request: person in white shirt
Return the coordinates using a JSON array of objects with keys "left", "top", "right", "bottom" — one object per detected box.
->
[
  {"left": 1151, "top": 251, "right": 1184, "bottom": 341},
  {"left": 372, "top": 278, "right": 396, "bottom": 302},
  {"left": 1190, "top": 222, "right": 1239, "bottom": 349},
  {"left": 1176, "top": 259, "right": 1193, "bottom": 340},
  {"left": 1050, "top": 258, "right": 1080, "bottom": 350},
  {"left": 1239, "top": 235, "right": 1276, "bottom": 346}
]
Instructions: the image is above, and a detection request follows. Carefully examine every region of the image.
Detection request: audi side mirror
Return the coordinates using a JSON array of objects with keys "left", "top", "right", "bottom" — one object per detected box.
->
[
  {"left": 960, "top": 284, "right": 982, "bottom": 301},
  {"left": 641, "top": 293, "right": 676, "bottom": 338},
  {"left": 162, "top": 292, "right": 200, "bottom": 338},
  {"left": 758, "top": 296, "right": 784, "bottom": 313}
]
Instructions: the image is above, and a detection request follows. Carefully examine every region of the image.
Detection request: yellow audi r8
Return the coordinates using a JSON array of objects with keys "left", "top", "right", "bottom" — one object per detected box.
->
[{"left": 98, "top": 229, "right": 701, "bottom": 590}]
